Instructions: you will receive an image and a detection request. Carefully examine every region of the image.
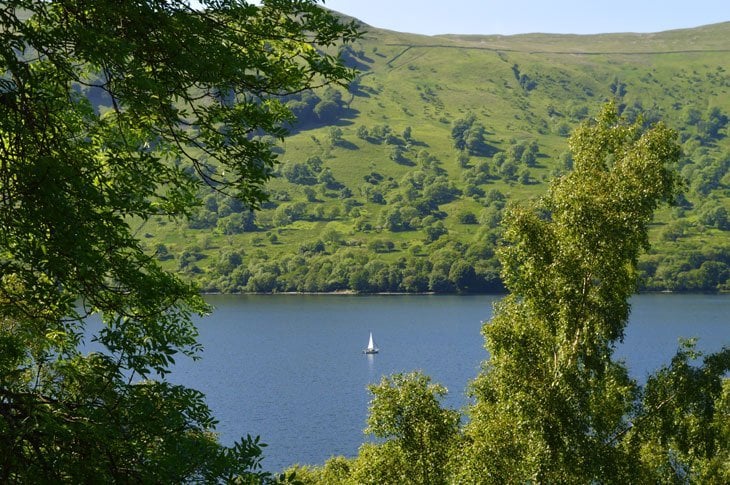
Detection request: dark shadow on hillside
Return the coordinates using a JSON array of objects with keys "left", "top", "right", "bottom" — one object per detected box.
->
[
  {"left": 340, "top": 46, "right": 374, "bottom": 72},
  {"left": 354, "top": 85, "right": 380, "bottom": 98},
  {"left": 471, "top": 143, "right": 499, "bottom": 158},
  {"left": 341, "top": 57, "right": 372, "bottom": 72},
  {"left": 286, "top": 106, "right": 360, "bottom": 134},
  {"left": 334, "top": 140, "right": 359, "bottom": 150},
  {"left": 394, "top": 157, "right": 416, "bottom": 167},
  {"left": 350, "top": 87, "right": 371, "bottom": 98},
  {"left": 409, "top": 140, "right": 429, "bottom": 148}
]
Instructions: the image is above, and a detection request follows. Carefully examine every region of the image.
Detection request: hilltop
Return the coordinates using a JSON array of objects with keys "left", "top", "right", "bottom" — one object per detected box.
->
[{"left": 139, "top": 20, "right": 730, "bottom": 293}]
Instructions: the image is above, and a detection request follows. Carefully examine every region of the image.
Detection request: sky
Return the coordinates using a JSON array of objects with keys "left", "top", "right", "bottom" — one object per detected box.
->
[{"left": 319, "top": 0, "right": 729, "bottom": 36}]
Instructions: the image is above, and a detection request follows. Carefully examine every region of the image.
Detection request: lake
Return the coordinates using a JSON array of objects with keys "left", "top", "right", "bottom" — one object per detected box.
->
[{"left": 165, "top": 293, "right": 729, "bottom": 472}]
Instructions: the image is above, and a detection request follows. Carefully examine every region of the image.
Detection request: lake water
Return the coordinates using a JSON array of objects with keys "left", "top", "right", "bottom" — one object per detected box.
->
[{"left": 164, "top": 293, "right": 729, "bottom": 472}]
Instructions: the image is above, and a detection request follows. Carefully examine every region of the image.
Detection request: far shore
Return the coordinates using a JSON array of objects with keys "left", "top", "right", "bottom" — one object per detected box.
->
[{"left": 199, "top": 290, "right": 728, "bottom": 296}]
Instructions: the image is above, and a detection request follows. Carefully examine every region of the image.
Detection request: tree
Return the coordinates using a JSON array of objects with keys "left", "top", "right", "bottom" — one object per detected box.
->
[
  {"left": 312, "top": 99, "right": 337, "bottom": 122},
  {"left": 403, "top": 125, "right": 413, "bottom": 141},
  {"left": 451, "top": 114, "right": 489, "bottom": 155},
  {"left": 458, "top": 103, "right": 687, "bottom": 482},
  {"left": 328, "top": 126, "right": 344, "bottom": 147},
  {"left": 458, "top": 211, "right": 478, "bottom": 224},
  {"left": 283, "top": 161, "right": 317, "bottom": 185},
  {"left": 359, "top": 372, "right": 460, "bottom": 485},
  {"left": 356, "top": 124, "right": 370, "bottom": 140},
  {"left": 321, "top": 227, "right": 343, "bottom": 247},
  {"left": 630, "top": 340, "right": 730, "bottom": 483},
  {"left": 451, "top": 114, "right": 476, "bottom": 151},
  {"left": 702, "top": 106, "right": 729, "bottom": 141},
  {"left": 0, "top": 0, "right": 358, "bottom": 481},
  {"left": 215, "top": 250, "right": 244, "bottom": 276},
  {"left": 520, "top": 149, "right": 537, "bottom": 167},
  {"left": 217, "top": 211, "right": 256, "bottom": 235},
  {"left": 699, "top": 204, "right": 729, "bottom": 230},
  {"left": 303, "top": 186, "right": 318, "bottom": 202},
  {"left": 424, "top": 221, "right": 448, "bottom": 242},
  {"left": 390, "top": 145, "right": 406, "bottom": 163},
  {"left": 449, "top": 260, "right": 478, "bottom": 292},
  {"left": 498, "top": 160, "right": 518, "bottom": 180}
]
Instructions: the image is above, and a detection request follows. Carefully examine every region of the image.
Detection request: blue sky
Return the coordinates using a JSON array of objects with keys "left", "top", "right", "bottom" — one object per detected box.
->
[{"left": 321, "top": 0, "right": 729, "bottom": 36}]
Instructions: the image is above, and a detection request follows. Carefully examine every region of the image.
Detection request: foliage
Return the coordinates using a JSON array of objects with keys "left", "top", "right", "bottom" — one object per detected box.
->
[
  {"left": 283, "top": 162, "right": 318, "bottom": 185},
  {"left": 512, "top": 63, "right": 537, "bottom": 91},
  {"left": 85, "top": 20, "right": 730, "bottom": 294},
  {"left": 457, "top": 103, "right": 728, "bottom": 483},
  {"left": 0, "top": 0, "right": 358, "bottom": 481},
  {"left": 451, "top": 114, "right": 490, "bottom": 155},
  {"left": 285, "top": 85, "right": 353, "bottom": 130},
  {"left": 355, "top": 372, "right": 460, "bottom": 485},
  {"left": 287, "top": 103, "right": 728, "bottom": 483},
  {"left": 630, "top": 340, "right": 730, "bottom": 483}
]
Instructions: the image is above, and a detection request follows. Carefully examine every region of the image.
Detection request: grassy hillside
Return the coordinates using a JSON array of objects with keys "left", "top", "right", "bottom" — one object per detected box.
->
[{"left": 140, "top": 20, "right": 730, "bottom": 293}]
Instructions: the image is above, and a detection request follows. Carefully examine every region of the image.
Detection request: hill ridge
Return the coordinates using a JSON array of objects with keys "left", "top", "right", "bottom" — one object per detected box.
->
[{"left": 383, "top": 41, "right": 730, "bottom": 56}]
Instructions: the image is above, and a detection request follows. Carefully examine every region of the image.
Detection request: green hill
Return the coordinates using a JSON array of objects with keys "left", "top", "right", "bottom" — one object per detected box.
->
[{"left": 140, "top": 20, "right": 730, "bottom": 293}]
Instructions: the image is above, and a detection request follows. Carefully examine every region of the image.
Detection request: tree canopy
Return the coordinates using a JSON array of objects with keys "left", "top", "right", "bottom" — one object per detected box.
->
[
  {"left": 461, "top": 104, "right": 729, "bottom": 483},
  {"left": 0, "top": 0, "right": 358, "bottom": 481},
  {"left": 459, "top": 102, "right": 686, "bottom": 482}
]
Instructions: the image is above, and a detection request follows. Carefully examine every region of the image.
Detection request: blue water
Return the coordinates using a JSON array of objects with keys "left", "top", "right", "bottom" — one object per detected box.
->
[{"left": 160, "top": 293, "right": 730, "bottom": 472}]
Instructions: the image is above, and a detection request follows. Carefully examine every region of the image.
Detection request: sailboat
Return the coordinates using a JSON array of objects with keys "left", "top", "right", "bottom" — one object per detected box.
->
[{"left": 363, "top": 331, "right": 379, "bottom": 354}]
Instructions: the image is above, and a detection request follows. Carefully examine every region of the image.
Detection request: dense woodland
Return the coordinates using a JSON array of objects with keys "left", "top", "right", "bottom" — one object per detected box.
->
[
  {"left": 1, "top": 1, "right": 728, "bottom": 483},
  {"left": 134, "top": 21, "right": 730, "bottom": 295}
]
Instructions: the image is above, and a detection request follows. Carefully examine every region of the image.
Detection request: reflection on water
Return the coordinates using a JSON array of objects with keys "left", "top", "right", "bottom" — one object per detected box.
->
[{"left": 366, "top": 353, "right": 376, "bottom": 377}]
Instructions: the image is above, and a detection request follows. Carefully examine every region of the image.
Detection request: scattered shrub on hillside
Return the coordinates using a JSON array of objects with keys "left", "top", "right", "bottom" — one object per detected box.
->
[
  {"left": 216, "top": 211, "right": 256, "bottom": 235},
  {"left": 188, "top": 208, "right": 218, "bottom": 229},
  {"left": 512, "top": 64, "right": 537, "bottom": 91},
  {"left": 451, "top": 114, "right": 490, "bottom": 155},
  {"left": 282, "top": 161, "right": 316, "bottom": 185},
  {"left": 299, "top": 240, "right": 326, "bottom": 255},
  {"left": 368, "top": 239, "right": 395, "bottom": 253},
  {"left": 699, "top": 204, "right": 729, "bottom": 230},
  {"left": 155, "top": 243, "right": 173, "bottom": 261},
  {"left": 424, "top": 221, "right": 447, "bottom": 242},
  {"left": 557, "top": 122, "right": 571, "bottom": 137},
  {"left": 458, "top": 211, "right": 478, "bottom": 224}
]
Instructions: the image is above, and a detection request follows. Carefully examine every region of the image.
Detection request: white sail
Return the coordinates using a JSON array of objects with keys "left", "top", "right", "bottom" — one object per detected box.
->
[{"left": 364, "top": 331, "right": 379, "bottom": 353}]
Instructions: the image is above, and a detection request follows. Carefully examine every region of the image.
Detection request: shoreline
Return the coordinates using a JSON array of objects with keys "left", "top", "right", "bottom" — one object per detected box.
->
[{"left": 200, "top": 289, "right": 729, "bottom": 296}]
